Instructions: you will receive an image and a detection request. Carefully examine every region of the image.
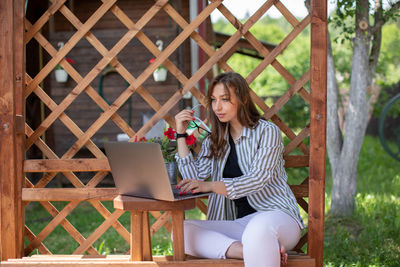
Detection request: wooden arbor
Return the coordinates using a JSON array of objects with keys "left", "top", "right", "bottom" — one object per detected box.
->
[{"left": 0, "top": 0, "right": 327, "bottom": 266}]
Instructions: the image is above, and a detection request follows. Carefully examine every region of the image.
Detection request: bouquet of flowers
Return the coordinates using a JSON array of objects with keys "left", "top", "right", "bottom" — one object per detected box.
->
[{"left": 134, "top": 127, "right": 196, "bottom": 163}]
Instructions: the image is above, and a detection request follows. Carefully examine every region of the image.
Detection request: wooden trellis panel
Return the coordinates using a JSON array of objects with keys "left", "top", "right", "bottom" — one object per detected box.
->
[{"left": 0, "top": 0, "right": 326, "bottom": 266}]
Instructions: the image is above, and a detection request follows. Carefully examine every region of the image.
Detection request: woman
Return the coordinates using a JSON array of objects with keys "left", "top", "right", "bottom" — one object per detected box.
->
[{"left": 174, "top": 72, "right": 304, "bottom": 267}]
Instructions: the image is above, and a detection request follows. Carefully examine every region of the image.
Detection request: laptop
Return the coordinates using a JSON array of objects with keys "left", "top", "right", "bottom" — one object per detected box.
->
[{"left": 104, "top": 142, "right": 212, "bottom": 201}]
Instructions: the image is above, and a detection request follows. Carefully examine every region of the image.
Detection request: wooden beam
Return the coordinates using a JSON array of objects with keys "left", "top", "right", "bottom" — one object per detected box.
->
[
  {"left": 21, "top": 184, "right": 308, "bottom": 202},
  {"left": 309, "top": 0, "right": 327, "bottom": 267},
  {"left": 1, "top": 254, "right": 315, "bottom": 266},
  {"left": 0, "top": 0, "right": 24, "bottom": 260},
  {"left": 24, "top": 159, "right": 110, "bottom": 172},
  {"left": 24, "top": 155, "right": 308, "bottom": 173},
  {"left": 14, "top": 0, "right": 25, "bottom": 259},
  {"left": 22, "top": 188, "right": 119, "bottom": 201},
  {"left": 213, "top": 31, "right": 276, "bottom": 58}
]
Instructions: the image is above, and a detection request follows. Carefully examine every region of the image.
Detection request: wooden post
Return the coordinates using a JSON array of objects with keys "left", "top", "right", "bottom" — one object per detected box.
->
[
  {"left": 14, "top": 0, "right": 26, "bottom": 259},
  {"left": 131, "top": 211, "right": 144, "bottom": 261},
  {"left": 171, "top": 210, "right": 185, "bottom": 261},
  {"left": 309, "top": 0, "right": 327, "bottom": 267},
  {"left": 0, "top": 0, "right": 24, "bottom": 260}
]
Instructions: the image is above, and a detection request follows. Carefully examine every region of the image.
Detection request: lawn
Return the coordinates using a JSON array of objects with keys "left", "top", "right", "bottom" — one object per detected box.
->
[{"left": 25, "top": 135, "right": 400, "bottom": 266}]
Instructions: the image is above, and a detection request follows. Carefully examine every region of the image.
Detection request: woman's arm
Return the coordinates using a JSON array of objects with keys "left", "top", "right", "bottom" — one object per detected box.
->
[{"left": 174, "top": 109, "right": 212, "bottom": 181}]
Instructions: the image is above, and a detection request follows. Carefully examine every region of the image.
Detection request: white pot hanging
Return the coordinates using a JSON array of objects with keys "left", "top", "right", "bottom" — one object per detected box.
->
[
  {"left": 55, "top": 69, "right": 68, "bottom": 83},
  {"left": 153, "top": 68, "right": 167, "bottom": 82}
]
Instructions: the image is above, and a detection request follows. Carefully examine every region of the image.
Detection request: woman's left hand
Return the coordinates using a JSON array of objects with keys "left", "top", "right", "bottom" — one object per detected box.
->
[{"left": 177, "top": 179, "right": 212, "bottom": 194}]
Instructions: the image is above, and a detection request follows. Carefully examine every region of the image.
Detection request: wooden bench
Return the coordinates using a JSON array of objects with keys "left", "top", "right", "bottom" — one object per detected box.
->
[
  {"left": 2, "top": 254, "right": 315, "bottom": 266},
  {"left": 0, "top": 195, "right": 316, "bottom": 266}
]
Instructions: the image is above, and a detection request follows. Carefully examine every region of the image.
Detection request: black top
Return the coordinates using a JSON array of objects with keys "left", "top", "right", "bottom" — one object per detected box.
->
[{"left": 223, "top": 134, "right": 257, "bottom": 218}]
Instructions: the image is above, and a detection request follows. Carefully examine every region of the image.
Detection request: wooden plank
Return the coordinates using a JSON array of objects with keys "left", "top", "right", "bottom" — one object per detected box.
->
[
  {"left": 26, "top": 0, "right": 170, "bottom": 153},
  {"left": 0, "top": 0, "right": 19, "bottom": 260},
  {"left": 195, "top": 198, "right": 208, "bottom": 215},
  {"left": 107, "top": 3, "right": 207, "bottom": 112},
  {"left": 284, "top": 155, "right": 309, "bottom": 168},
  {"left": 23, "top": 156, "right": 308, "bottom": 172},
  {"left": 142, "top": 212, "right": 153, "bottom": 261},
  {"left": 24, "top": 200, "right": 81, "bottom": 255},
  {"left": 294, "top": 232, "right": 308, "bottom": 253},
  {"left": 60, "top": 0, "right": 219, "bottom": 155},
  {"left": 24, "top": 123, "right": 88, "bottom": 189},
  {"left": 24, "top": 227, "right": 51, "bottom": 255},
  {"left": 150, "top": 211, "right": 172, "bottom": 235},
  {"left": 24, "top": 18, "right": 136, "bottom": 139},
  {"left": 24, "top": 159, "right": 110, "bottom": 172},
  {"left": 284, "top": 125, "right": 311, "bottom": 156},
  {"left": 24, "top": 0, "right": 67, "bottom": 43},
  {"left": 297, "top": 197, "right": 309, "bottom": 213},
  {"left": 73, "top": 209, "right": 124, "bottom": 254},
  {"left": 274, "top": 1, "right": 299, "bottom": 27},
  {"left": 263, "top": 70, "right": 311, "bottom": 119},
  {"left": 1, "top": 255, "right": 315, "bottom": 266},
  {"left": 114, "top": 196, "right": 196, "bottom": 211},
  {"left": 22, "top": 188, "right": 118, "bottom": 201},
  {"left": 216, "top": 5, "right": 311, "bottom": 156},
  {"left": 171, "top": 210, "right": 185, "bottom": 261},
  {"left": 24, "top": 0, "right": 120, "bottom": 149},
  {"left": 309, "top": 0, "right": 327, "bottom": 266},
  {"left": 47, "top": 2, "right": 170, "bottom": 134},
  {"left": 25, "top": 0, "right": 118, "bottom": 96},
  {"left": 88, "top": 200, "right": 130, "bottom": 244},
  {"left": 21, "top": 186, "right": 308, "bottom": 202},
  {"left": 217, "top": 5, "right": 311, "bottom": 105},
  {"left": 14, "top": 0, "right": 25, "bottom": 259},
  {"left": 131, "top": 211, "right": 144, "bottom": 261},
  {"left": 135, "top": 0, "right": 271, "bottom": 138},
  {"left": 290, "top": 185, "right": 309, "bottom": 198},
  {"left": 246, "top": 15, "right": 311, "bottom": 84}
]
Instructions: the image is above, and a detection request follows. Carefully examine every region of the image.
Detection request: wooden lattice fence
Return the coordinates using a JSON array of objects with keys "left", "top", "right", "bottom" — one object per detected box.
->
[{"left": 0, "top": 0, "right": 326, "bottom": 266}]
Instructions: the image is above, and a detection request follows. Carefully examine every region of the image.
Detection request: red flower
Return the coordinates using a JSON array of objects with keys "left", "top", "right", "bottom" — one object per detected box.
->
[
  {"left": 185, "top": 135, "right": 196, "bottom": 146},
  {"left": 164, "top": 128, "right": 176, "bottom": 140},
  {"left": 66, "top": 58, "right": 75, "bottom": 64},
  {"left": 139, "top": 137, "right": 147, "bottom": 142},
  {"left": 149, "top": 58, "right": 155, "bottom": 64}
]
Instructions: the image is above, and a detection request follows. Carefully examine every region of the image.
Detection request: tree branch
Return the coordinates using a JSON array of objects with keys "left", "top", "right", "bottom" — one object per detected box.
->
[
  {"left": 370, "top": 0, "right": 400, "bottom": 34},
  {"left": 368, "top": 1, "right": 383, "bottom": 85}
]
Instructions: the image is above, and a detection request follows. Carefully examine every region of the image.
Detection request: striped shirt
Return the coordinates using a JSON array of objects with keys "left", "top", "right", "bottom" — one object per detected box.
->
[{"left": 175, "top": 120, "right": 305, "bottom": 229}]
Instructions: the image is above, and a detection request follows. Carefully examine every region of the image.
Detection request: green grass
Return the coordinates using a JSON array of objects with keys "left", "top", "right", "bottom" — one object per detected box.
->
[
  {"left": 25, "top": 135, "right": 400, "bottom": 266},
  {"left": 323, "top": 135, "right": 400, "bottom": 266},
  {"left": 25, "top": 201, "right": 205, "bottom": 256}
]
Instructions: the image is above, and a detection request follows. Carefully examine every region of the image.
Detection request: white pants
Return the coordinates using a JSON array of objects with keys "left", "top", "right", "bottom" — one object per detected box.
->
[{"left": 183, "top": 210, "right": 301, "bottom": 267}]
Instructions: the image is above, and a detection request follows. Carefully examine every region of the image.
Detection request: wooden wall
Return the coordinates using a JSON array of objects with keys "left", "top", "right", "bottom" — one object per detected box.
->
[{"left": 42, "top": 0, "right": 191, "bottom": 156}]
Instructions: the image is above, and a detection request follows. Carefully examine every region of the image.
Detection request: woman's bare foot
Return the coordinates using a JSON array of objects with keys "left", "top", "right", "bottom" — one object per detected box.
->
[
  {"left": 280, "top": 245, "right": 288, "bottom": 265},
  {"left": 225, "top": 242, "right": 288, "bottom": 264},
  {"left": 225, "top": 241, "right": 243, "bottom": 259}
]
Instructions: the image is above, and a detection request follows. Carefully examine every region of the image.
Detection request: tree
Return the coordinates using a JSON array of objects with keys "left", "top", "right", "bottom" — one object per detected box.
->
[{"left": 317, "top": 0, "right": 400, "bottom": 216}]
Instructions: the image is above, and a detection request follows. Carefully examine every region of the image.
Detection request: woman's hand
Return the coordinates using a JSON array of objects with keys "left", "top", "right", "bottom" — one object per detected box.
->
[
  {"left": 177, "top": 180, "right": 227, "bottom": 196},
  {"left": 175, "top": 109, "right": 194, "bottom": 134},
  {"left": 177, "top": 179, "right": 211, "bottom": 194}
]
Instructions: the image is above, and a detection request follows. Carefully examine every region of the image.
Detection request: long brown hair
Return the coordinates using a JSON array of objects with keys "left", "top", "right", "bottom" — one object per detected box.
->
[{"left": 207, "top": 72, "right": 261, "bottom": 159}]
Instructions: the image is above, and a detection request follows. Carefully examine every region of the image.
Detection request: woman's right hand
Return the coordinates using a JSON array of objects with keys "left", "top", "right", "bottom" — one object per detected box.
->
[{"left": 175, "top": 109, "right": 194, "bottom": 134}]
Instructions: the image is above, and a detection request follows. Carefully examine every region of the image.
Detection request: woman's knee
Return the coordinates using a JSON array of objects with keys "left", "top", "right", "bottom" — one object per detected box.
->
[{"left": 242, "top": 218, "right": 277, "bottom": 246}]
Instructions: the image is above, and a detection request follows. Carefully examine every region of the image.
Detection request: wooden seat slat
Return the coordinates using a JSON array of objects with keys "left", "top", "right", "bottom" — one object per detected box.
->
[{"left": 3, "top": 255, "right": 315, "bottom": 267}]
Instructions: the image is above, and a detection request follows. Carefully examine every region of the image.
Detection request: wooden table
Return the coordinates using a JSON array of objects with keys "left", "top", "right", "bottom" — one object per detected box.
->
[{"left": 113, "top": 195, "right": 196, "bottom": 261}]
